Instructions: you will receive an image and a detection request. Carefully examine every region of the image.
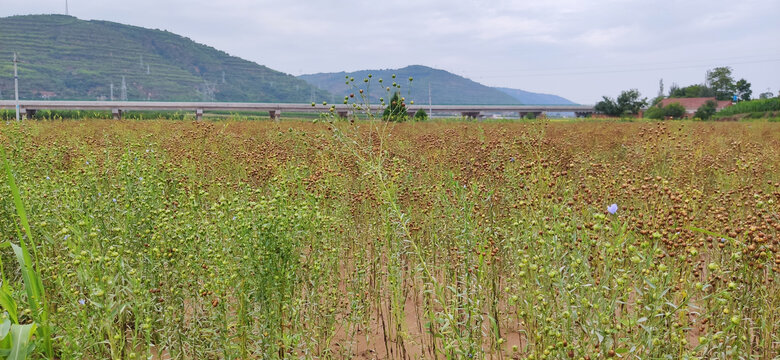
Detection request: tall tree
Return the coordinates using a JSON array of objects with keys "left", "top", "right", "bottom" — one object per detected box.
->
[
  {"left": 735, "top": 79, "right": 752, "bottom": 101},
  {"left": 669, "top": 84, "right": 715, "bottom": 98},
  {"left": 668, "top": 83, "right": 679, "bottom": 97},
  {"left": 616, "top": 89, "right": 648, "bottom": 115},
  {"left": 595, "top": 89, "right": 647, "bottom": 116},
  {"left": 595, "top": 96, "right": 621, "bottom": 116},
  {"left": 651, "top": 79, "right": 665, "bottom": 106},
  {"left": 706, "top": 67, "right": 736, "bottom": 100}
]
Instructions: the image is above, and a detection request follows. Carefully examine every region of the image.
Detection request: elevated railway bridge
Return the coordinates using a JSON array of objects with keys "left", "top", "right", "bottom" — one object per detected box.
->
[{"left": 0, "top": 101, "right": 594, "bottom": 120}]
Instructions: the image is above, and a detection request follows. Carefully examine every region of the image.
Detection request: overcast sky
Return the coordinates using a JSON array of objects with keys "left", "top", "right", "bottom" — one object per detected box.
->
[{"left": 3, "top": 0, "right": 779, "bottom": 104}]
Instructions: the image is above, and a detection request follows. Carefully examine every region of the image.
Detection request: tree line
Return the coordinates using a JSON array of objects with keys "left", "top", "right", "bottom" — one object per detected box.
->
[{"left": 595, "top": 66, "right": 778, "bottom": 119}]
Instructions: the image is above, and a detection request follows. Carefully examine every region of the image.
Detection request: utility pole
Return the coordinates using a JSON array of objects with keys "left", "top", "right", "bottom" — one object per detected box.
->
[
  {"left": 121, "top": 76, "right": 127, "bottom": 101},
  {"left": 110, "top": 82, "right": 114, "bottom": 101},
  {"left": 428, "top": 83, "right": 432, "bottom": 118},
  {"left": 14, "top": 53, "right": 20, "bottom": 121},
  {"left": 147, "top": 64, "right": 150, "bottom": 75}
]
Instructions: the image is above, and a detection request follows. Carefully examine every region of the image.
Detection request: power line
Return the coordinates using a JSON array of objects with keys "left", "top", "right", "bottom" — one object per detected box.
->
[
  {"left": 481, "top": 58, "right": 780, "bottom": 79},
  {"left": 486, "top": 53, "right": 780, "bottom": 76}
]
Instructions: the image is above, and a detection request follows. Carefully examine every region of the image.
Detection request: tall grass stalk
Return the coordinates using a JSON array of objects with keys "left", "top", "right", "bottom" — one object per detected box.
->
[{"left": 1, "top": 144, "right": 53, "bottom": 358}]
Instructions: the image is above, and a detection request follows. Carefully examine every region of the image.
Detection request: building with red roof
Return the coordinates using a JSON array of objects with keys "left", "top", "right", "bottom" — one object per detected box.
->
[{"left": 657, "top": 97, "right": 732, "bottom": 118}]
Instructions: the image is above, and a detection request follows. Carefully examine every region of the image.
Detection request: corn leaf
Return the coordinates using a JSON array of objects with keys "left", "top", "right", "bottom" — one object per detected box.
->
[
  {"left": 7, "top": 323, "right": 36, "bottom": 360},
  {"left": 0, "top": 285, "right": 18, "bottom": 324}
]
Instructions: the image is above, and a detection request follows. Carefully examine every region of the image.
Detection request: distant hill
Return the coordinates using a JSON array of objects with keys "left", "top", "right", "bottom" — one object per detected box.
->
[
  {"left": 300, "top": 65, "right": 524, "bottom": 105},
  {"left": 299, "top": 65, "right": 576, "bottom": 106},
  {"left": 494, "top": 87, "right": 576, "bottom": 105},
  {"left": 0, "top": 14, "right": 330, "bottom": 102}
]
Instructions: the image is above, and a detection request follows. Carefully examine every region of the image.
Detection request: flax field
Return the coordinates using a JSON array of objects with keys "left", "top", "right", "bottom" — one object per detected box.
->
[{"left": 0, "top": 119, "right": 778, "bottom": 359}]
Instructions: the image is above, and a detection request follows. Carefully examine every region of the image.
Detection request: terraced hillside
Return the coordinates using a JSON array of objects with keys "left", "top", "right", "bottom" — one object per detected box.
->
[{"left": 0, "top": 14, "right": 330, "bottom": 102}]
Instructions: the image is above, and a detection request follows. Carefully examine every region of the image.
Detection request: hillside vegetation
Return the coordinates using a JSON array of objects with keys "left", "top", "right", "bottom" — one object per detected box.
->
[{"left": 0, "top": 15, "right": 330, "bottom": 102}]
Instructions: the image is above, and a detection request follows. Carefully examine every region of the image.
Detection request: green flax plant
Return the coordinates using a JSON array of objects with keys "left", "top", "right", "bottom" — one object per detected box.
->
[{"left": 316, "top": 75, "right": 513, "bottom": 358}]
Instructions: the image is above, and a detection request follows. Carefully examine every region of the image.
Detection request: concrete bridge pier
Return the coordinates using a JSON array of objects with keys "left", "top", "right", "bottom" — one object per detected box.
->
[
  {"left": 112, "top": 108, "right": 122, "bottom": 120},
  {"left": 25, "top": 109, "right": 36, "bottom": 120},
  {"left": 461, "top": 111, "right": 481, "bottom": 119},
  {"left": 269, "top": 110, "right": 281, "bottom": 121},
  {"left": 196, "top": 109, "right": 204, "bottom": 121}
]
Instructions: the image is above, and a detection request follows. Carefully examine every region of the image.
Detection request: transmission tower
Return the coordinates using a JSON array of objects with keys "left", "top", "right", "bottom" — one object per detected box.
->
[
  {"left": 121, "top": 76, "right": 128, "bottom": 101},
  {"left": 110, "top": 82, "right": 114, "bottom": 101},
  {"left": 222, "top": 71, "right": 226, "bottom": 84},
  {"left": 13, "top": 53, "right": 20, "bottom": 121},
  {"left": 147, "top": 64, "right": 150, "bottom": 75},
  {"left": 197, "top": 79, "right": 216, "bottom": 102}
]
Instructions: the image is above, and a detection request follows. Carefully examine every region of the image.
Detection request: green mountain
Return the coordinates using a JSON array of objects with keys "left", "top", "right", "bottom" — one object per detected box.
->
[
  {"left": 494, "top": 87, "right": 576, "bottom": 105},
  {"left": 299, "top": 65, "right": 575, "bottom": 105},
  {"left": 0, "top": 14, "right": 330, "bottom": 102},
  {"left": 299, "top": 65, "right": 523, "bottom": 105}
]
